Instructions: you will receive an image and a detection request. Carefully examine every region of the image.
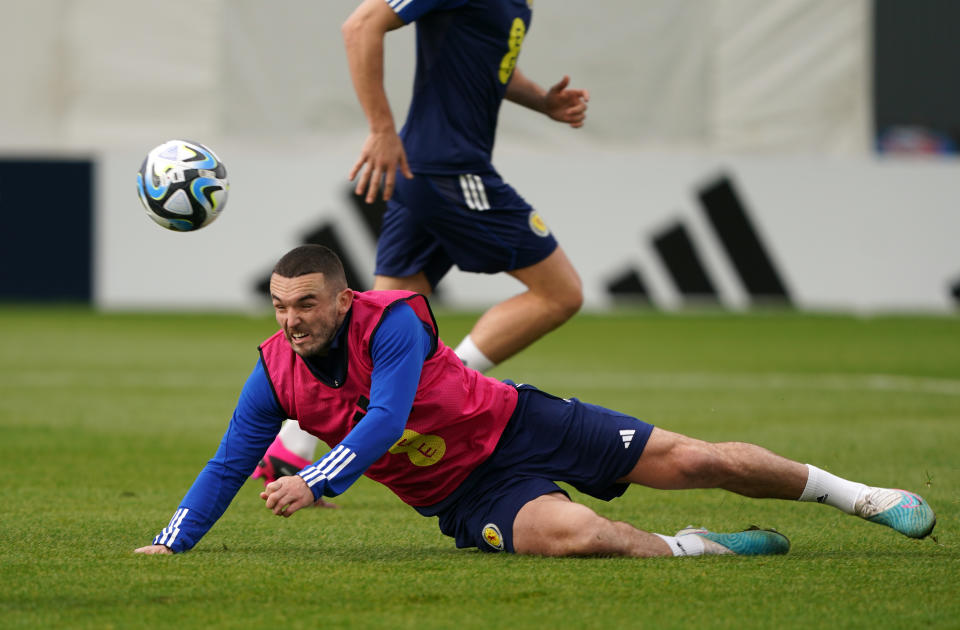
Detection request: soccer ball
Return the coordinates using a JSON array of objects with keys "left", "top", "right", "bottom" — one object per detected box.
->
[{"left": 136, "top": 139, "right": 229, "bottom": 231}]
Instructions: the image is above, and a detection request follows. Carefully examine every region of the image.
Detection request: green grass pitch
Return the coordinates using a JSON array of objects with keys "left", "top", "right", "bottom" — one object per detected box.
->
[{"left": 1, "top": 306, "right": 957, "bottom": 629}]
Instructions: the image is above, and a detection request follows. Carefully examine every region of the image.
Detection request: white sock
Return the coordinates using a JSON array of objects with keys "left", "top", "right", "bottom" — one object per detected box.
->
[
  {"left": 654, "top": 533, "right": 706, "bottom": 557},
  {"left": 278, "top": 420, "right": 320, "bottom": 461},
  {"left": 453, "top": 334, "right": 495, "bottom": 373},
  {"left": 798, "top": 464, "right": 868, "bottom": 514}
]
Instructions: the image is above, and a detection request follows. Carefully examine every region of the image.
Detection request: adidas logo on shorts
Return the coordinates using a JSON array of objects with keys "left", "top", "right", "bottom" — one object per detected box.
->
[{"left": 619, "top": 429, "right": 636, "bottom": 449}]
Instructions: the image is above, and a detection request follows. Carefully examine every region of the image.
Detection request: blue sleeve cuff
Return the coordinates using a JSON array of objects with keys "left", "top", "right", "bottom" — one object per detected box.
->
[{"left": 297, "top": 443, "right": 359, "bottom": 501}]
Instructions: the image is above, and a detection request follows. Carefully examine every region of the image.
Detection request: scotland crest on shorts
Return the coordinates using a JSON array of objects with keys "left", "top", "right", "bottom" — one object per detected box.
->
[
  {"left": 482, "top": 523, "right": 505, "bottom": 551},
  {"left": 528, "top": 210, "right": 550, "bottom": 237}
]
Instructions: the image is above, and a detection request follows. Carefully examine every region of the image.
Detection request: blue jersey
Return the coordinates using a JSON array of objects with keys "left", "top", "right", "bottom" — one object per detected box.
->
[{"left": 389, "top": 0, "right": 533, "bottom": 174}]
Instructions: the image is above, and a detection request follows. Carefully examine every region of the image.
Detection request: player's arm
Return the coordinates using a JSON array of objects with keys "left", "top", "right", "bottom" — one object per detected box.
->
[
  {"left": 505, "top": 68, "right": 589, "bottom": 128},
  {"left": 135, "top": 360, "right": 285, "bottom": 554},
  {"left": 342, "top": 0, "right": 412, "bottom": 202},
  {"left": 262, "top": 302, "right": 432, "bottom": 517}
]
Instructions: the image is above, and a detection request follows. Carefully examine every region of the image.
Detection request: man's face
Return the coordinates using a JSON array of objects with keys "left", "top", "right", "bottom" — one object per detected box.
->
[{"left": 270, "top": 272, "right": 352, "bottom": 358}]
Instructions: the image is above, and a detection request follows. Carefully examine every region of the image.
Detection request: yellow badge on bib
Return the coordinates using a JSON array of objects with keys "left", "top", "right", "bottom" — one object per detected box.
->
[{"left": 388, "top": 430, "right": 446, "bottom": 466}]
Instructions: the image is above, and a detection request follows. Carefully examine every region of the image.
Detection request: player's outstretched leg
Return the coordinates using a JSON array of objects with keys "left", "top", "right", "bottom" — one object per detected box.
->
[
  {"left": 513, "top": 493, "right": 789, "bottom": 558},
  {"left": 854, "top": 488, "right": 936, "bottom": 539},
  {"left": 622, "top": 429, "right": 937, "bottom": 541}
]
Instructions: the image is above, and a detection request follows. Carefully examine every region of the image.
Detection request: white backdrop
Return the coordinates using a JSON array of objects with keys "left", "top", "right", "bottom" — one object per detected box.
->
[{"left": 1, "top": 0, "right": 870, "bottom": 154}]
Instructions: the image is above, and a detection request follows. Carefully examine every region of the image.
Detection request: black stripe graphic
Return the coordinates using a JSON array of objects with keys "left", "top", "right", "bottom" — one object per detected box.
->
[
  {"left": 348, "top": 188, "right": 388, "bottom": 241},
  {"left": 606, "top": 267, "right": 650, "bottom": 301},
  {"left": 652, "top": 223, "right": 717, "bottom": 299},
  {"left": 698, "top": 176, "right": 791, "bottom": 303},
  {"left": 302, "top": 224, "right": 366, "bottom": 291}
]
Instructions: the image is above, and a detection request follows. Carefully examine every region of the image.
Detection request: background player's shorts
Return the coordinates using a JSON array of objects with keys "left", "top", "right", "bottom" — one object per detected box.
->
[
  {"left": 415, "top": 385, "right": 654, "bottom": 553},
  {"left": 375, "top": 172, "right": 558, "bottom": 288}
]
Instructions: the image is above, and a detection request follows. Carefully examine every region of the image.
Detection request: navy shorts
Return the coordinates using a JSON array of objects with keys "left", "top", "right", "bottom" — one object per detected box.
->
[
  {"left": 416, "top": 385, "right": 654, "bottom": 553},
  {"left": 375, "top": 172, "right": 558, "bottom": 288}
]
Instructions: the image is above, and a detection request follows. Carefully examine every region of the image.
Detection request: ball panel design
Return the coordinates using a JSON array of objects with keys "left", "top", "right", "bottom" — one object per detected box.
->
[{"left": 136, "top": 140, "right": 229, "bottom": 232}]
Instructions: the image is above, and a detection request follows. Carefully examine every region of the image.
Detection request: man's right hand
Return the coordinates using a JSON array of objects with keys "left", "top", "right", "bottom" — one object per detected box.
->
[
  {"left": 134, "top": 544, "right": 173, "bottom": 555},
  {"left": 348, "top": 130, "right": 413, "bottom": 203}
]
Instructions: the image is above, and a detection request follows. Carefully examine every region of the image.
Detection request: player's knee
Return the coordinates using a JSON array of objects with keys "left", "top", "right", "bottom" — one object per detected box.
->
[
  {"left": 515, "top": 499, "right": 611, "bottom": 556},
  {"left": 526, "top": 529, "right": 587, "bottom": 557},
  {"left": 544, "top": 282, "right": 583, "bottom": 325},
  {"left": 558, "top": 284, "right": 584, "bottom": 319},
  {"left": 671, "top": 440, "right": 731, "bottom": 488}
]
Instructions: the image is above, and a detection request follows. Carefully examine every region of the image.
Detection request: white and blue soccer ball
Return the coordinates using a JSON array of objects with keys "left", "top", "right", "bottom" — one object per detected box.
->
[{"left": 136, "top": 139, "right": 229, "bottom": 232}]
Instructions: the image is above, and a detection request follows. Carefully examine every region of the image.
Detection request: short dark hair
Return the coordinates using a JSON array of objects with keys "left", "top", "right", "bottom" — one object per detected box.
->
[{"left": 272, "top": 245, "right": 347, "bottom": 288}]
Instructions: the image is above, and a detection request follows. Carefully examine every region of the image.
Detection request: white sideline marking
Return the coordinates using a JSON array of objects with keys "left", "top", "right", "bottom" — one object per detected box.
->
[
  {"left": 2, "top": 372, "right": 243, "bottom": 388},
  {"left": 4, "top": 371, "right": 960, "bottom": 396},
  {"left": 523, "top": 372, "right": 960, "bottom": 397}
]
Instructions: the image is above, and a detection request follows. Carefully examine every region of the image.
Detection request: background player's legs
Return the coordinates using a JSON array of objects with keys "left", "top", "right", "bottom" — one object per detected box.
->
[{"left": 455, "top": 246, "right": 582, "bottom": 371}]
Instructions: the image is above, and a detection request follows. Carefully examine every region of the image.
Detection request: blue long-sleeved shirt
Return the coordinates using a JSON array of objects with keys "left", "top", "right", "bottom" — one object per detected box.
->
[{"left": 152, "top": 302, "right": 433, "bottom": 552}]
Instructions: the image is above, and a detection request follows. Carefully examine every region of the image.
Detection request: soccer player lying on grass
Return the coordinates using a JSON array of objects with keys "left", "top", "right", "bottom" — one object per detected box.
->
[{"left": 135, "top": 245, "right": 936, "bottom": 557}]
